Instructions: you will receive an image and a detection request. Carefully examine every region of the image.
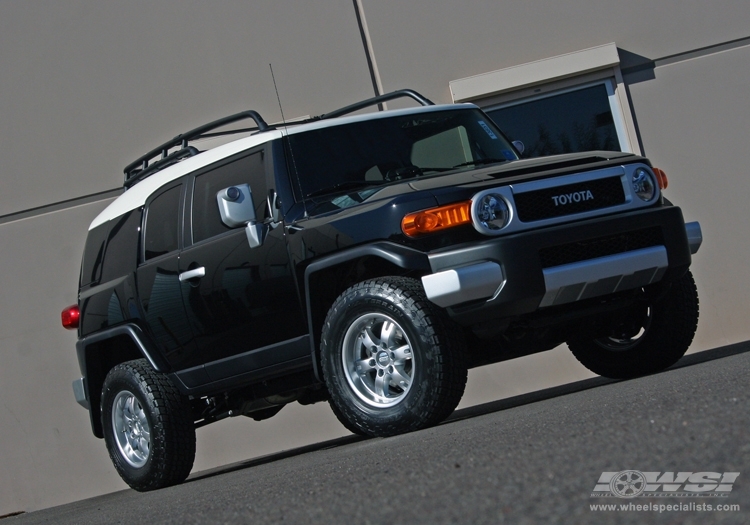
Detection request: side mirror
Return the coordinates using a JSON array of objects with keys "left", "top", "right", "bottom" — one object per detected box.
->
[
  {"left": 512, "top": 140, "right": 525, "bottom": 155},
  {"left": 217, "top": 184, "right": 267, "bottom": 248},
  {"left": 267, "top": 189, "right": 282, "bottom": 226},
  {"left": 245, "top": 222, "right": 266, "bottom": 249},
  {"left": 217, "top": 184, "right": 256, "bottom": 227}
]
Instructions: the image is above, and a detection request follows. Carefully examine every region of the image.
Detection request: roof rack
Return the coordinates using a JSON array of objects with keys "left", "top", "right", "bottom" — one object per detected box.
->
[
  {"left": 121, "top": 90, "right": 435, "bottom": 188},
  {"left": 318, "top": 89, "right": 434, "bottom": 120},
  {"left": 123, "top": 110, "right": 270, "bottom": 187}
]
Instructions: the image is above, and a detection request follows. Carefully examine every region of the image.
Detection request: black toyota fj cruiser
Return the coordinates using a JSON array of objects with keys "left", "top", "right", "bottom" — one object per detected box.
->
[{"left": 62, "top": 89, "right": 701, "bottom": 491}]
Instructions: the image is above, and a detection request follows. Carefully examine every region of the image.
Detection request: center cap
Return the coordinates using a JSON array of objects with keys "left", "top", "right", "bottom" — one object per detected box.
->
[{"left": 376, "top": 350, "right": 390, "bottom": 367}]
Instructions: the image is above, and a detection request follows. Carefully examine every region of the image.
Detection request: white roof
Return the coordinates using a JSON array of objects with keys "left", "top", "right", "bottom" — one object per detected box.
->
[{"left": 90, "top": 103, "right": 475, "bottom": 230}]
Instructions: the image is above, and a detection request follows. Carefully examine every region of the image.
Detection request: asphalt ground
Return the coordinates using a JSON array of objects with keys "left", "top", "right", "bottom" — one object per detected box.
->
[{"left": 5, "top": 341, "right": 749, "bottom": 525}]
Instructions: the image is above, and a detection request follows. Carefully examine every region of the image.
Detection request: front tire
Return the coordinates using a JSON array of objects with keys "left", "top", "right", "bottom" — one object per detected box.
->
[
  {"left": 101, "top": 359, "right": 196, "bottom": 491},
  {"left": 567, "top": 270, "right": 699, "bottom": 379},
  {"left": 321, "top": 277, "right": 467, "bottom": 437}
]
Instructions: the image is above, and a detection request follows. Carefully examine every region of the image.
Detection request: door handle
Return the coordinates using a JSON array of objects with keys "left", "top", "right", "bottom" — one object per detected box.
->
[{"left": 179, "top": 267, "right": 206, "bottom": 282}]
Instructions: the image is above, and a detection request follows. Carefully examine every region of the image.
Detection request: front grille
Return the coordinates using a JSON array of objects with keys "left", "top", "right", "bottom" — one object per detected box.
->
[
  {"left": 514, "top": 176, "right": 625, "bottom": 222},
  {"left": 539, "top": 227, "right": 664, "bottom": 269}
]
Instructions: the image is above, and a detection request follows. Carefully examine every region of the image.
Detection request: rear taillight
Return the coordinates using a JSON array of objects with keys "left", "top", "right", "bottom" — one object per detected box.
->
[{"left": 61, "top": 305, "right": 80, "bottom": 330}]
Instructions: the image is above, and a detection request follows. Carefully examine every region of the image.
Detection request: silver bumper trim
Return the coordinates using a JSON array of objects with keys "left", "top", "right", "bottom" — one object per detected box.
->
[
  {"left": 540, "top": 245, "right": 668, "bottom": 308},
  {"left": 72, "top": 377, "right": 89, "bottom": 410},
  {"left": 685, "top": 221, "right": 702, "bottom": 255},
  {"left": 422, "top": 261, "right": 505, "bottom": 308}
]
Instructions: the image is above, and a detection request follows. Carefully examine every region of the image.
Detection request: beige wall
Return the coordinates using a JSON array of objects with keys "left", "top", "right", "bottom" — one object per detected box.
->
[
  {"left": 625, "top": 45, "right": 750, "bottom": 350},
  {"left": 0, "top": 0, "right": 372, "bottom": 216},
  {"left": 360, "top": 0, "right": 750, "bottom": 103},
  {"left": 1, "top": 0, "right": 748, "bottom": 515}
]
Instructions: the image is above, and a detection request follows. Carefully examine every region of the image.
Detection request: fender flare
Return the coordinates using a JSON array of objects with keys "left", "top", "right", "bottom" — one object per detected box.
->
[
  {"left": 75, "top": 323, "right": 169, "bottom": 438},
  {"left": 303, "top": 241, "right": 430, "bottom": 380}
]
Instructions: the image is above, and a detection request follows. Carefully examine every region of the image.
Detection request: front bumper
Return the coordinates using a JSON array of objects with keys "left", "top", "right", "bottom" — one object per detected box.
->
[{"left": 420, "top": 205, "right": 697, "bottom": 326}]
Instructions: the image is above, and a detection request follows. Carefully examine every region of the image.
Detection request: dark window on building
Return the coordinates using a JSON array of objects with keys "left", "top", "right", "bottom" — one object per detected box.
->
[
  {"left": 144, "top": 185, "right": 181, "bottom": 260},
  {"left": 486, "top": 83, "right": 621, "bottom": 158},
  {"left": 192, "top": 150, "right": 267, "bottom": 243}
]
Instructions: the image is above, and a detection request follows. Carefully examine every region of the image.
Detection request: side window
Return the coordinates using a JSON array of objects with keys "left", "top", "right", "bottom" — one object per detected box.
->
[
  {"left": 144, "top": 185, "right": 181, "bottom": 260},
  {"left": 192, "top": 150, "right": 267, "bottom": 243},
  {"left": 79, "top": 223, "right": 109, "bottom": 286}
]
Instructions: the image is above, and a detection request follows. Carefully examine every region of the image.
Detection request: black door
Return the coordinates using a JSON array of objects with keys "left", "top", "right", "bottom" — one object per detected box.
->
[
  {"left": 135, "top": 182, "right": 197, "bottom": 365},
  {"left": 177, "top": 149, "right": 307, "bottom": 378}
]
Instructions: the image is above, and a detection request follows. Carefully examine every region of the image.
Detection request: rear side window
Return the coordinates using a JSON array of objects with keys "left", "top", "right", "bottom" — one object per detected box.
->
[
  {"left": 100, "top": 209, "right": 142, "bottom": 281},
  {"left": 79, "top": 223, "right": 110, "bottom": 287},
  {"left": 192, "top": 151, "right": 267, "bottom": 243},
  {"left": 144, "top": 185, "right": 181, "bottom": 260}
]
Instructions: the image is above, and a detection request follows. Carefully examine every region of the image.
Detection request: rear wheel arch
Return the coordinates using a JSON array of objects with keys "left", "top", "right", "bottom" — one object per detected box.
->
[{"left": 77, "top": 325, "right": 168, "bottom": 438}]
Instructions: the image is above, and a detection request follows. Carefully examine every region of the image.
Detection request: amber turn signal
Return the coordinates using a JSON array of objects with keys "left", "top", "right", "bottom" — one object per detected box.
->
[
  {"left": 653, "top": 167, "right": 669, "bottom": 190},
  {"left": 402, "top": 201, "right": 472, "bottom": 237}
]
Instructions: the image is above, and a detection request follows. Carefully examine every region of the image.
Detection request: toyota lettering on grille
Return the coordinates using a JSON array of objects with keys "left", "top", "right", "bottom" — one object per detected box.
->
[{"left": 551, "top": 190, "right": 594, "bottom": 206}]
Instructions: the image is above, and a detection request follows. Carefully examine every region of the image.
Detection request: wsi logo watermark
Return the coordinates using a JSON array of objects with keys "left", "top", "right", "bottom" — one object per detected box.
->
[{"left": 592, "top": 471, "right": 740, "bottom": 498}]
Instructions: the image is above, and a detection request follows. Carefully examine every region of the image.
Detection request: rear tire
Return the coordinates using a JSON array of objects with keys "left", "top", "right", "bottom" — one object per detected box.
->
[
  {"left": 101, "top": 359, "right": 196, "bottom": 491},
  {"left": 567, "top": 270, "right": 699, "bottom": 379},
  {"left": 321, "top": 277, "right": 467, "bottom": 437}
]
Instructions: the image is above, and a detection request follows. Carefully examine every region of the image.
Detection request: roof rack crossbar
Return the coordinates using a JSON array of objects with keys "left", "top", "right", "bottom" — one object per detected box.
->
[
  {"left": 124, "top": 147, "right": 201, "bottom": 188},
  {"left": 123, "top": 109, "right": 270, "bottom": 186},
  {"left": 319, "top": 89, "right": 434, "bottom": 120}
]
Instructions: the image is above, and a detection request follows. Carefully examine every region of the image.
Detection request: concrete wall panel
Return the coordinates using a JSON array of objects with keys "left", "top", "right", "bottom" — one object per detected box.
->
[
  {"left": 626, "top": 44, "right": 750, "bottom": 349},
  {"left": 361, "top": 0, "right": 750, "bottom": 103},
  {"left": 0, "top": 0, "right": 372, "bottom": 216},
  {"left": 0, "top": 202, "right": 120, "bottom": 513}
]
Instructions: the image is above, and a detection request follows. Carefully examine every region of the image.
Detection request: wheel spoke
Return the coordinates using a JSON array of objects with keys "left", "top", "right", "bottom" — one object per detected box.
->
[
  {"left": 373, "top": 372, "right": 390, "bottom": 399},
  {"left": 126, "top": 396, "right": 137, "bottom": 419},
  {"left": 379, "top": 321, "right": 396, "bottom": 347},
  {"left": 389, "top": 366, "right": 411, "bottom": 389},
  {"left": 355, "top": 358, "right": 376, "bottom": 375},
  {"left": 392, "top": 344, "right": 412, "bottom": 362},
  {"left": 138, "top": 437, "right": 149, "bottom": 456},
  {"left": 362, "top": 327, "right": 379, "bottom": 352}
]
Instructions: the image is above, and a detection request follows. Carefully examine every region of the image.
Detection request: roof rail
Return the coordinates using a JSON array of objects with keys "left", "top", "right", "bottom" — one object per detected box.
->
[
  {"left": 319, "top": 89, "right": 434, "bottom": 120},
  {"left": 123, "top": 110, "right": 270, "bottom": 187}
]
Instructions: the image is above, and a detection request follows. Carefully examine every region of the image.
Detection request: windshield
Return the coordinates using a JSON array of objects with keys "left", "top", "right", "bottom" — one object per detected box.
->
[{"left": 285, "top": 108, "right": 518, "bottom": 203}]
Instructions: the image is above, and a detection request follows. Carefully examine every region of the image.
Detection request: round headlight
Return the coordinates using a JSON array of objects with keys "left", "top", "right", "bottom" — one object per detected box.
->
[
  {"left": 632, "top": 168, "right": 656, "bottom": 201},
  {"left": 476, "top": 193, "right": 510, "bottom": 231}
]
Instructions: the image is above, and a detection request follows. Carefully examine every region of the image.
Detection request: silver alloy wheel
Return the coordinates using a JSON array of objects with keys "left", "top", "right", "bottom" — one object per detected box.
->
[
  {"left": 341, "top": 313, "right": 414, "bottom": 408},
  {"left": 112, "top": 390, "right": 151, "bottom": 468}
]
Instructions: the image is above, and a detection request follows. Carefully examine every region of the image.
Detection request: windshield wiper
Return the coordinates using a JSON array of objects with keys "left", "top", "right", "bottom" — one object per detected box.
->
[
  {"left": 305, "top": 181, "right": 380, "bottom": 199},
  {"left": 452, "top": 158, "right": 509, "bottom": 168}
]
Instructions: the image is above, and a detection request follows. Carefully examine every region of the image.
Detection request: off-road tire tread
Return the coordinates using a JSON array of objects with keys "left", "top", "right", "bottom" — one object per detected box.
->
[
  {"left": 102, "top": 359, "right": 196, "bottom": 491},
  {"left": 321, "top": 276, "right": 467, "bottom": 437}
]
